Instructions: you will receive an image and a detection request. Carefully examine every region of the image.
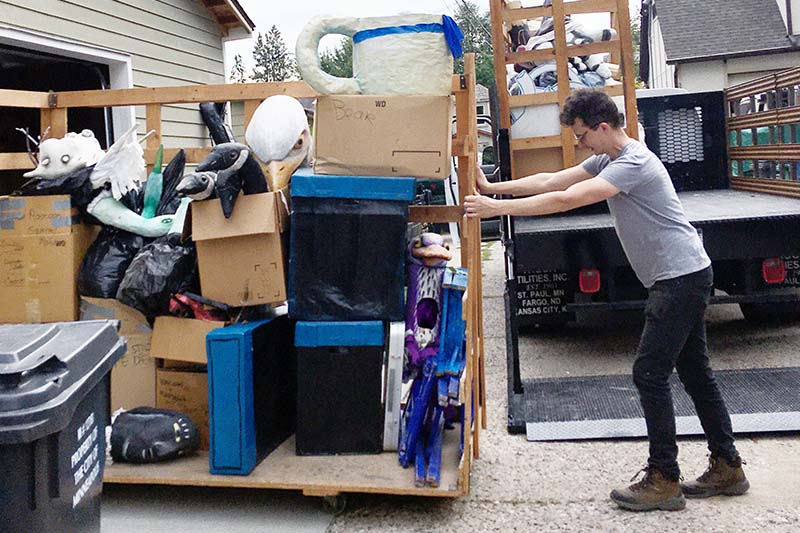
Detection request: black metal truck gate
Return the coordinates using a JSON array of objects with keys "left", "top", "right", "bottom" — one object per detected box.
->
[{"left": 500, "top": 91, "right": 800, "bottom": 439}]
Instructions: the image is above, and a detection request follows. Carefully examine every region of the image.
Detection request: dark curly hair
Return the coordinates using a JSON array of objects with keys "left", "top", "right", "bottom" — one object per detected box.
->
[{"left": 559, "top": 88, "right": 623, "bottom": 129}]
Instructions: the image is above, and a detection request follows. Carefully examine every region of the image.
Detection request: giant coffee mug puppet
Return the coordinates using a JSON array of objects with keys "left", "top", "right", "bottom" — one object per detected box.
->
[
  {"left": 296, "top": 14, "right": 464, "bottom": 95},
  {"left": 23, "top": 126, "right": 179, "bottom": 237}
]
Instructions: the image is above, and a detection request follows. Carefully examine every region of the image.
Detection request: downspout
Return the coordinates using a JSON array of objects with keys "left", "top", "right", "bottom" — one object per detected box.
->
[{"left": 787, "top": 1, "right": 800, "bottom": 46}]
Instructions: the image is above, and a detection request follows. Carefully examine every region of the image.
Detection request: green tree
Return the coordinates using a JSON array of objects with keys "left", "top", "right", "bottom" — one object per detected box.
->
[
  {"left": 452, "top": 0, "right": 496, "bottom": 89},
  {"left": 252, "top": 25, "right": 298, "bottom": 82},
  {"left": 230, "top": 53, "right": 247, "bottom": 83},
  {"left": 631, "top": 11, "right": 643, "bottom": 85},
  {"left": 319, "top": 37, "right": 353, "bottom": 78}
]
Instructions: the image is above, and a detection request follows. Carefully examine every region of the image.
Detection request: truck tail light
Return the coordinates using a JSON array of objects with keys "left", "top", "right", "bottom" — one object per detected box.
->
[
  {"left": 579, "top": 269, "right": 601, "bottom": 293},
  {"left": 762, "top": 258, "right": 786, "bottom": 284}
]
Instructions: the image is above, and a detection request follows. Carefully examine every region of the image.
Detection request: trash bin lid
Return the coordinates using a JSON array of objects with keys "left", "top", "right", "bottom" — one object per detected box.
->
[
  {"left": 294, "top": 321, "right": 385, "bottom": 347},
  {"left": 291, "top": 171, "right": 416, "bottom": 202},
  {"left": 0, "top": 320, "right": 125, "bottom": 444}
]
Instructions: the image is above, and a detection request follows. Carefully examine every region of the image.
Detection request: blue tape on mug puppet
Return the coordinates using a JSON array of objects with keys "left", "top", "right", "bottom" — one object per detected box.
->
[{"left": 353, "top": 16, "right": 464, "bottom": 57}]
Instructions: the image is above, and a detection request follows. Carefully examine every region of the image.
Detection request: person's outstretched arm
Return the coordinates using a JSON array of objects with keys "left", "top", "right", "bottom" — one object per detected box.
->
[
  {"left": 476, "top": 163, "right": 593, "bottom": 197},
  {"left": 465, "top": 176, "right": 619, "bottom": 219}
]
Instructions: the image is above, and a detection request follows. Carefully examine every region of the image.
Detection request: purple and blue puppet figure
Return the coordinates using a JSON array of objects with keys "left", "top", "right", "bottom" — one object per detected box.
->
[{"left": 404, "top": 233, "right": 453, "bottom": 377}]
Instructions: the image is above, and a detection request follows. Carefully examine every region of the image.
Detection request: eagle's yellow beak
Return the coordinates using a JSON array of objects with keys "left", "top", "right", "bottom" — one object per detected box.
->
[{"left": 266, "top": 159, "right": 301, "bottom": 192}]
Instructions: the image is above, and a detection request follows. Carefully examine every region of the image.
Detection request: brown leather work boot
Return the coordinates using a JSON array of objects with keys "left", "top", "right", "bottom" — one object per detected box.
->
[
  {"left": 681, "top": 455, "right": 750, "bottom": 498},
  {"left": 610, "top": 466, "right": 686, "bottom": 511}
]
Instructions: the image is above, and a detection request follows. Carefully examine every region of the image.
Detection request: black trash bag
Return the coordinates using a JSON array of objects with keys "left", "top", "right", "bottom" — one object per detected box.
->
[
  {"left": 13, "top": 165, "right": 96, "bottom": 209},
  {"left": 78, "top": 226, "right": 149, "bottom": 298},
  {"left": 110, "top": 407, "right": 200, "bottom": 463},
  {"left": 116, "top": 233, "right": 198, "bottom": 319}
]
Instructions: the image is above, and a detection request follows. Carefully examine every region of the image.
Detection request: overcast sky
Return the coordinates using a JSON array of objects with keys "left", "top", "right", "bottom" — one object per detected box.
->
[{"left": 226, "top": 0, "right": 629, "bottom": 79}]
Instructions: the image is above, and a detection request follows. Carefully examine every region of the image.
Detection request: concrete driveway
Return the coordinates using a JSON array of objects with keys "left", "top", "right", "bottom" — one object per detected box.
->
[{"left": 329, "top": 240, "right": 800, "bottom": 532}]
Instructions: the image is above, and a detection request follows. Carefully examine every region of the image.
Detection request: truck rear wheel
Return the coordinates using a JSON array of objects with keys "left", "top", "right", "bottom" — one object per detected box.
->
[{"left": 739, "top": 302, "right": 800, "bottom": 323}]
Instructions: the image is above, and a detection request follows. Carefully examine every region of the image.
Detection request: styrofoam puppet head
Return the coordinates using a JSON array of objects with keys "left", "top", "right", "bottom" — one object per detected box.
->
[
  {"left": 245, "top": 95, "right": 311, "bottom": 192},
  {"left": 23, "top": 130, "right": 104, "bottom": 179}
]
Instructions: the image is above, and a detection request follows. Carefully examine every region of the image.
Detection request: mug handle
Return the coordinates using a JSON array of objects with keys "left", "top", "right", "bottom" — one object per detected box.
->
[{"left": 296, "top": 17, "right": 361, "bottom": 95}]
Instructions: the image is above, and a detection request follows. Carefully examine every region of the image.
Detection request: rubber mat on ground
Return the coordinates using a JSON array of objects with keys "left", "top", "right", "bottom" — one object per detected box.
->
[{"left": 524, "top": 367, "right": 800, "bottom": 441}]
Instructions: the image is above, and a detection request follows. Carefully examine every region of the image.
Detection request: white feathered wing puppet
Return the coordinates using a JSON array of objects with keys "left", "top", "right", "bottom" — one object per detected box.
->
[{"left": 85, "top": 126, "right": 178, "bottom": 237}]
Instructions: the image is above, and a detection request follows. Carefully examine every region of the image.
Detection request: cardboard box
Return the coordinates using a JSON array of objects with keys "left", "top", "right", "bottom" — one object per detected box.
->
[
  {"left": 0, "top": 195, "right": 92, "bottom": 323},
  {"left": 79, "top": 297, "right": 156, "bottom": 413},
  {"left": 191, "top": 192, "right": 287, "bottom": 307},
  {"left": 314, "top": 95, "right": 452, "bottom": 179},
  {"left": 150, "top": 316, "right": 227, "bottom": 364},
  {"left": 157, "top": 368, "right": 210, "bottom": 450},
  {"left": 0, "top": 195, "right": 79, "bottom": 236}
]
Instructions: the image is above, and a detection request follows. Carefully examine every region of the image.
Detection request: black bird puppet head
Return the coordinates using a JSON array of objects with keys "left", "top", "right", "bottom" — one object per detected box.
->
[
  {"left": 175, "top": 171, "right": 217, "bottom": 201},
  {"left": 194, "top": 142, "right": 267, "bottom": 218}
]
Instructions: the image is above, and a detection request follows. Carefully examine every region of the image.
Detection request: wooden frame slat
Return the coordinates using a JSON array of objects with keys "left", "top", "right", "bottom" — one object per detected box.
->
[
  {"left": 0, "top": 89, "right": 50, "bottom": 109},
  {"left": 144, "top": 147, "right": 211, "bottom": 165},
  {"left": 503, "top": 5, "right": 550, "bottom": 22},
  {"left": 729, "top": 145, "right": 800, "bottom": 160},
  {"left": 0, "top": 153, "right": 35, "bottom": 170},
  {"left": 511, "top": 134, "right": 564, "bottom": 151},
  {"left": 615, "top": 0, "right": 639, "bottom": 139},
  {"left": 774, "top": 67, "right": 800, "bottom": 89},
  {"left": 54, "top": 81, "right": 317, "bottom": 108},
  {"left": 730, "top": 177, "right": 800, "bottom": 198},
  {"left": 491, "top": 0, "right": 513, "bottom": 130},
  {"left": 552, "top": 0, "right": 576, "bottom": 169},
  {"left": 508, "top": 83, "right": 624, "bottom": 109},
  {"left": 490, "top": 0, "right": 638, "bottom": 179},
  {"left": 566, "top": 0, "right": 618, "bottom": 15},
  {"left": 506, "top": 39, "right": 621, "bottom": 64},
  {"left": 726, "top": 77, "right": 777, "bottom": 102}
]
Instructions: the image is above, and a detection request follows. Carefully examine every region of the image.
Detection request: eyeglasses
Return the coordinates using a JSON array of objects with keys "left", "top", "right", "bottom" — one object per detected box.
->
[{"left": 574, "top": 126, "right": 597, "bottom": 142}]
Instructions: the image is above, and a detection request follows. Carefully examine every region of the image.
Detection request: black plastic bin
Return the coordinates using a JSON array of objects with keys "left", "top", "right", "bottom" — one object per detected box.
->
[
  {"left": 0, "top": 321, "right": 125, "bottom": 533},
  {"left": 288, "top": 171, "right": 416, "bottom": 321},
  {"left": 294, "top": 321, "right": 385, "bottom": 455}
]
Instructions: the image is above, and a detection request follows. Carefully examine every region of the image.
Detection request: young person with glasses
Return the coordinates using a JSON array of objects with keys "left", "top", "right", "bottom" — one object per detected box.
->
[{"left": 464, "top": 88, "right": 748, "bottom": 512}]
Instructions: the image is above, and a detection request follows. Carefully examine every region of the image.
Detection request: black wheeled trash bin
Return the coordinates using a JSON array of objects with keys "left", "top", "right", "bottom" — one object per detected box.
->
[{"left": 0, "top": 320, "right": 125, "bottom": 533}]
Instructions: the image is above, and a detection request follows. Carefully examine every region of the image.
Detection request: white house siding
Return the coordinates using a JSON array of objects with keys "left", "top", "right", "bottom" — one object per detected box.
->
[
  {"left": 648, "top": 15, "right": 676, "bottom": 89},
  {"left": 725, "top": 51, "right": 800, "bottom": 84},
  {"left": 676, "top": 61, "right": 726, "bottom": 92},
  {"left": 674, "top": 50, "right": 800, "bottom": 92},
  {"left": 0, "top": 0, "right": 226, "bottom": 148}
]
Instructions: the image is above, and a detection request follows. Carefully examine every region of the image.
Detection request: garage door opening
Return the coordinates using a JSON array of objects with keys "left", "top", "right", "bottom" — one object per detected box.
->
[{"left": 0, "top": 44, "right": 113, "bottom": 194}]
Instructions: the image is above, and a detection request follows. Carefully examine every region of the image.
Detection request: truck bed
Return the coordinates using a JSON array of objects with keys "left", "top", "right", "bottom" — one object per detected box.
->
[{"left": 513, "top": 189, "right": 800, "bottom": 236}]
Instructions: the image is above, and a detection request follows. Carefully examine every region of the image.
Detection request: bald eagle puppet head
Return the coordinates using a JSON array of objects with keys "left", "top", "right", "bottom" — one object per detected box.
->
[{"left": 245, "top": 95, "right": 311, "bottom": 192}]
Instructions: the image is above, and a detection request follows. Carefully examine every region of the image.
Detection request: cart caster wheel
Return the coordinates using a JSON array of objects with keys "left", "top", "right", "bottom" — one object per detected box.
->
[{"left": 322, "top": 494, "right": 347, "bottom": 515}]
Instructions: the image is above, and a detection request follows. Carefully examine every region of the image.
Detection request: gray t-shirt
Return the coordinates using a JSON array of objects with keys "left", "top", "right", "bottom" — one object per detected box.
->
[{"left": 581, "top": 140, "right": 710, "bottom": 288}]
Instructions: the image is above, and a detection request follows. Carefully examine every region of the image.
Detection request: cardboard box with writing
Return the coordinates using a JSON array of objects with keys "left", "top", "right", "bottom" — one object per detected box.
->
[
  {"left": 191, "top": 192, "right": 288, "bottom": 307},
  {"left": 314, "top": 95, "right": 452, "bottom": 179},
  {"left": 1, "top": 195, "right": 93, "bottom": 323},
  {"left": 79, "top": 297, "right": 156, "bottom": 413},
  {"left": 151, "top": 316, "right": 227, "bottom": 365},
  {"left": 157, "top": 368, "right": 210, "bottom": 450}
]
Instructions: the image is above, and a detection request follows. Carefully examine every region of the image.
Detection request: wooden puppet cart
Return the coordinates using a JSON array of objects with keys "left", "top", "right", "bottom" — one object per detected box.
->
[
  {"left": 0, "top": 55, "right": 486, "bottom": 506},
  {"left": 488, "top": 0, "right": 640, "bottom": 179}
]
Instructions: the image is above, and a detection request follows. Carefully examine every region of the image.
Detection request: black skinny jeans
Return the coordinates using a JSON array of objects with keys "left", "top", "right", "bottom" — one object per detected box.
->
[{"left": 633, "top": 266, "right": 738, "bottom": 480}]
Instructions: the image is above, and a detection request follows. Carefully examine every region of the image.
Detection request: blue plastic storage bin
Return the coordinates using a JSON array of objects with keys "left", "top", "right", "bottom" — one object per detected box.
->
[
  {"left": 206, "top": 316, "right": 296, "bottom": 475},
  {"left": 294, "top": 321, "right": 385, "bottom": 455},
  {"left": 288, "top": 171, "right": 416, "bottom": 321}
]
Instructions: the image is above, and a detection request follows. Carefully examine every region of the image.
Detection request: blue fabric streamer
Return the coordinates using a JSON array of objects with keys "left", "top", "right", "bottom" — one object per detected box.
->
[
  {"left": 351, "top": 16, "right": 465, "bottom": 58},
  {"left": 441, "top": 15, "right": 464, "bottom": 58}
]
